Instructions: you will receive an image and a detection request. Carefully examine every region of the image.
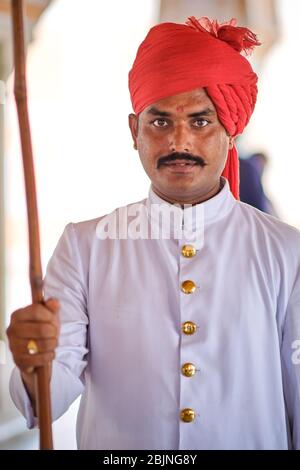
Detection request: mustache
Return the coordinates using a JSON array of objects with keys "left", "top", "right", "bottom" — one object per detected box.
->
[{"left": 157, "top": 152, "right": 207, "bottom": 169}]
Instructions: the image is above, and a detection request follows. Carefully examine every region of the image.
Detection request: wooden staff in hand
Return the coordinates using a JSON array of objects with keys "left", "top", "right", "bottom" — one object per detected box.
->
[{"left": 11, "top": 0, "right": 53, "bottom": 450}]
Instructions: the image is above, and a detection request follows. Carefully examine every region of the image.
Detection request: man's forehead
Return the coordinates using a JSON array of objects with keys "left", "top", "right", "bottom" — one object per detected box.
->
[{"left": 142, "top": 88, "right": 216, "bottom": 116}]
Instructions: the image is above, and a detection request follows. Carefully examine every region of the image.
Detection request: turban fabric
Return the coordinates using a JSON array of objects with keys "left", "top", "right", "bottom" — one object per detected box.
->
[{"left": 129, "top": 17, "right": 261, "bottom": 199}]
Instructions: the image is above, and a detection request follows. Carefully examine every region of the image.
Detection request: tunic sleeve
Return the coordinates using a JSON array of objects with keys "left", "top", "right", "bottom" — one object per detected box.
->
[
  {"left": 9, "top": 223, "right": 89, "bottom": 427},
  {"left": 281, "top": 269, "right": 300, "bottom": 449}
]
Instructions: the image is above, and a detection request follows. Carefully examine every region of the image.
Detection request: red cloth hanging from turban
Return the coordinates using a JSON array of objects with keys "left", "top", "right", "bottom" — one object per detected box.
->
[{"left": 128, "top": 17, "right": 261, "bottom": 199}]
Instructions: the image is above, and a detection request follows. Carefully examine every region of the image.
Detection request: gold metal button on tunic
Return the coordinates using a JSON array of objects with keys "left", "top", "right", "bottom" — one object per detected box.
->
[
  {"left": 181, "top": 280, "right": 196, "bottom": 294},
  {"left": 180, "top": 408, "right": 195, "bottom": 423},
  {"left": 182, "top": 321, "right": 197, "bottom": 335},
  {"left": 181, "top": 363, "right": 196, "bottom": 377},
  {"left": 181, "top": 244, "right": 196, "bottom": 258}
]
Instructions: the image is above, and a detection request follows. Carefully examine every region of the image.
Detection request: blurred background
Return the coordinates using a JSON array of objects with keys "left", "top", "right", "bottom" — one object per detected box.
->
[{"left": 0, "top": 0, "right": 299, "bottom": 449}]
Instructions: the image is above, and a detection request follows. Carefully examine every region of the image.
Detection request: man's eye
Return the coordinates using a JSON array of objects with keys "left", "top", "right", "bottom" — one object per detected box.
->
[
  {"left": 152, "top": 119, "right": 168, "bottom": 127},
  {"left": 193, "top": 119, "right": 209, "bottom": 128}
]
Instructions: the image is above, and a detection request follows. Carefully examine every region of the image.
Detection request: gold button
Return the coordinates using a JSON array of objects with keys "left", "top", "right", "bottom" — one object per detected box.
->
[
  {"left": 182, "top": 321, "right": 197, "bottom": 335},
  {"left": 180, "top": 408, "right": 195, "bottom": 423},
  {"left": 181, "top": 244, "right": 196, "bottom": 258},
  {"left": 181, "top": 280, "right": 196, "bottom": 294},
  {"left": 181, "top": 363, "right": 196, "bottom": 377}
]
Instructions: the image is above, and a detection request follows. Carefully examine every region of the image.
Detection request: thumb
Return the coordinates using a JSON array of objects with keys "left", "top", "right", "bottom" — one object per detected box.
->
[{"left": 45, "top": 298, "right": 60, "bottom": 314}]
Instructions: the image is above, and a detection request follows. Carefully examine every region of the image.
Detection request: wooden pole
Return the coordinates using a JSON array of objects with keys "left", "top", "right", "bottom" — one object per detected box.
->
[{"left": 11, "top": 0, "right": 53, "bottom": 450}]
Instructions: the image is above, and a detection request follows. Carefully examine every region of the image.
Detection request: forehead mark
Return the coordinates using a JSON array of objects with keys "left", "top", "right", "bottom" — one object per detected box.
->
[{"left": 176, "top": 105, "right": 186, "bottom": 113}]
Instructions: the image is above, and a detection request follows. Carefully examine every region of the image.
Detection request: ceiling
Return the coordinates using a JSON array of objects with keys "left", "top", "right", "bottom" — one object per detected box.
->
[
  {"left": 0, "top": 0, "right": 51, "bottom": 18},
  {"left": 0, "top": 0, "right": 52, "bottom": 40}
]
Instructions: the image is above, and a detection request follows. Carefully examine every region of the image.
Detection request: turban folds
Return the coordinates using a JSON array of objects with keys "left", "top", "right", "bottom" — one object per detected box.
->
[{"left": 129, "top": 17, "right": 261, "bottom": 199}]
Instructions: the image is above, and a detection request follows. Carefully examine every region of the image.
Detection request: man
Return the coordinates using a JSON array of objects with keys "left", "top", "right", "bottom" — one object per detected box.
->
[{"left": 7, "top": 17, "right": 300, "bottom": 450}]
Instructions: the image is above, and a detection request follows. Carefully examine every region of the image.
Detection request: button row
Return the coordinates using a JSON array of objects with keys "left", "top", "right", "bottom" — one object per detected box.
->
[{"left": 181, "top": 245, "right": 197, "bottom": 423}]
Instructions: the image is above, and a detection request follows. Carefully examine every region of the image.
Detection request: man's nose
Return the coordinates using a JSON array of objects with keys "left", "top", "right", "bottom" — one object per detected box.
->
[{"left": 169, "top": 125, "right": 192, "bottom": 153}]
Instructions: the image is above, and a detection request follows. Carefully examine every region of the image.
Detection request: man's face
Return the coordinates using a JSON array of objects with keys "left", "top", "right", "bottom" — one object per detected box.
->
[{"left": 129, "top": 88, "right": 234, "bottom": 204}]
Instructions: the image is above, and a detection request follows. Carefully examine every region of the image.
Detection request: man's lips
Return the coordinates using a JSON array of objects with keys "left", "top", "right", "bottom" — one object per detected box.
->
[
  {"left": 162, "top": 159, "right": 198, "bottom": 166},
  {"left": 157, "top": 152, "right": 207, "bottom": 170},
  {"left": 160, "top": 159, "right": 201, "bottom": 173}
]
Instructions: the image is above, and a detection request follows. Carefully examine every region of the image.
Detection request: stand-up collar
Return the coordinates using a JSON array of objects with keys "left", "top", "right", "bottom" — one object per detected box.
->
[{"left": 147, "top": 178, "right": 235, "bottom": 240}]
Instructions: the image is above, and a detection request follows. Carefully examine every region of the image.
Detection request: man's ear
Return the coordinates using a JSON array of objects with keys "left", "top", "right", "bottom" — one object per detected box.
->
[{"left": 128, "top": 113, "right": 139, "bottom": 150}]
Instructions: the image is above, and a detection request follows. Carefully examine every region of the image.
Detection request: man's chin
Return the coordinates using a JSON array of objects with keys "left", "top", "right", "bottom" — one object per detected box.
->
[
  {"left": 153, "top": 173, "right": 221, "bottom": 204},
  {"left": 158, "top": 173, "right": 203, "bottom": 192},
  {"left": 154, "top": 181, "right": 203, "bottom": 201}
]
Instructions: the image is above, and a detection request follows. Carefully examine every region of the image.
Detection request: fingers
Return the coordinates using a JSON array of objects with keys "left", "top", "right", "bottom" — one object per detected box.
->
[
  {"left": 14, "top": 338, "right": 58, "bottom": 355},
  {"left": 44, "top": 298, "right": 60, "bottom": 314},
  {"left": 16, "top": 351, "right": 56, "bottom": 371},
  {"left": 10, "top": 300, "right": 60, "bottom": 324},
  {"left": 45, "top": 299, "right": 61, "bottom": 333},
  {"left": 8, "top": 336, "right": 57, "bottom": 373},
  {"left": 10, "top": 322, "right": 58, "bottom": 339},
  {"left": 6, "top": 299, "right": 61, "bottom": 374}
]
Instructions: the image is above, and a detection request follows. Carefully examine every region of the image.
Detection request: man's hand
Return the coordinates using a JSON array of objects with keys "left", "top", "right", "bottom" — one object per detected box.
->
[{"left": 6, "top": 299, "right": 60, "bottom": 410}]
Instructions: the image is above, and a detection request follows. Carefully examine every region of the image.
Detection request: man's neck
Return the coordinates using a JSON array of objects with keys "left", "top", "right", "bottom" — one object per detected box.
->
[{"left": 151, "top": 180, "right": 223, "bottom": 207}]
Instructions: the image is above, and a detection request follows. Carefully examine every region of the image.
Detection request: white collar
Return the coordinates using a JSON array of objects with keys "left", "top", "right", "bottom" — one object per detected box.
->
[{"left": 146, "top": 178, "right": 235, "bottom": 246}]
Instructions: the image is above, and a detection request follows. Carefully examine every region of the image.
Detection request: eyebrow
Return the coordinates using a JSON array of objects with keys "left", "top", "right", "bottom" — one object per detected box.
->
[
  {"left": 188, "top": 109, "right": 215, "bottom": 118},
  {"left": 146, "top": 107, "right": 171, "bottom": 117},
  {"left": 146, "top": 106, "right": 215, "bottom": 118}
]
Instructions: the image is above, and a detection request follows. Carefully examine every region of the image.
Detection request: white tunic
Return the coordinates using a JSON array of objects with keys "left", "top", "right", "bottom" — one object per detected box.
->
[{"left": 10, "top": 179, "right": 300, "bottom": 449}]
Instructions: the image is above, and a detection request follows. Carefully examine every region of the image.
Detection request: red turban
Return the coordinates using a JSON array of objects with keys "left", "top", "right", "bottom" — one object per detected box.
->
[{"left": 129, "top": 17, "right": 261, "bottom": 199}]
